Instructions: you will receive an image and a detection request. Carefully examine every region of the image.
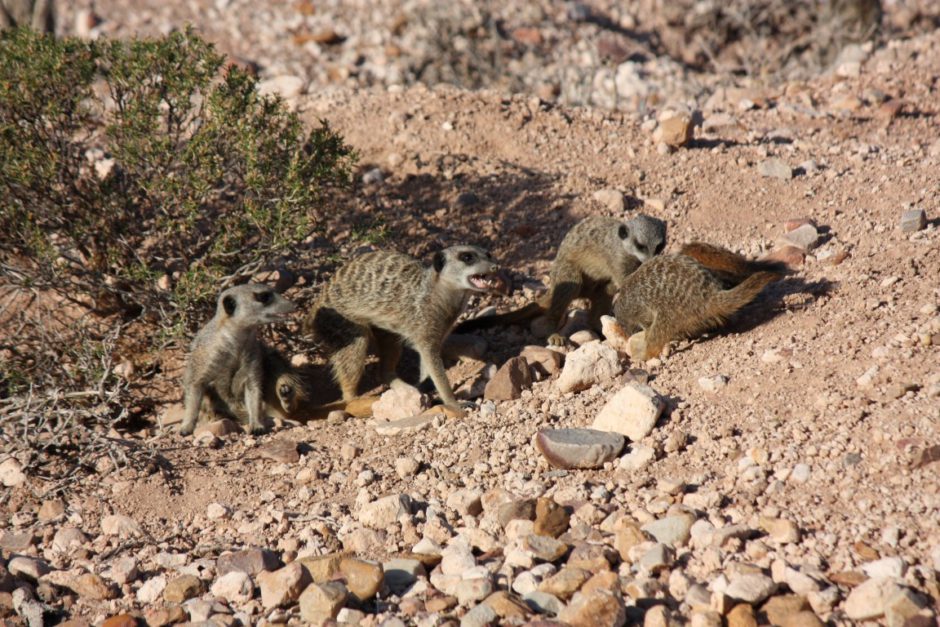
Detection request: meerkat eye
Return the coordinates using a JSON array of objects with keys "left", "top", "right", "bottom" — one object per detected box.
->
[
  {"left": 458, "top": 252, "right": 475, "bottom": 264},
  {"left": 655, "top": 241, "right": 665, "bottom": 254},
  {"left": 618, "top": 225, "right": 629, "bottom": 240},
  {"left": 254, "top": 291, "right": 273, "bottom": 305}
]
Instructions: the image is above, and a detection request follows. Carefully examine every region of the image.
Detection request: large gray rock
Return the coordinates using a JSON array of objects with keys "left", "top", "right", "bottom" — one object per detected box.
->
[
  {"left": 535, "top": 428, "right": 625, "bottom": 469},
  {"left": 641, "top": 514, "right": 695, "bottom": 548}
]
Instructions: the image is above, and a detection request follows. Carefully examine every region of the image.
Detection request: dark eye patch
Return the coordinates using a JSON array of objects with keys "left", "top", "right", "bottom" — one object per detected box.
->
[
  {"left": 279, "top": 384, "right": 292, "bottom": 398},
  {"left": 254, "top": 291, "right": 273, "bottom": 305},
  {"left": 655, "top": 241, "right": 665, "bottom": 254},
  {"left": 458, "top": 252, "right": 476, "bottom": 264}
]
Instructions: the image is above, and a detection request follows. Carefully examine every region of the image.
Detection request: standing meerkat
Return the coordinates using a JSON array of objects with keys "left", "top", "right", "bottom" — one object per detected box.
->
[
  {"left": 180, "top": 284, "right": 298, "bottom": 436},
  {"left": 613, "top": 245, "right": 786, "bottom": 361},
  {"left": 302, "top": 245, "right": 505, "bottom": 415},
  {"left": 455, "top": 214, "right": 666, "bottom": 344}
]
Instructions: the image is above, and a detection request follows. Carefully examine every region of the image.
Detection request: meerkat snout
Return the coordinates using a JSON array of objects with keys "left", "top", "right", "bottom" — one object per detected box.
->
[{"left": 435, "top": 245, "right": 505, "bottom": 293}]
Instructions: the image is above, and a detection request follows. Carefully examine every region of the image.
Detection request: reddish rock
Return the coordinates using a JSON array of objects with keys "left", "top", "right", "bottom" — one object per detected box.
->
[
  {"left": 101, "top": 616, "right": 138, "bottom": 627},
  {"left": 784, "top": 217, "right": 816, "bottom": 232},
  {"left": 511, "top": 27, "right": 543, "bottom": 46},
  {"left": 761, "top": 246, "right": 805, "bottom": 268},
  {"left": 484, "top": 356, "right": 532, "bottom": 401},
  {"left": 520, "top": 346, "right": 564, "bottom": 376},
  {"left": 534, "top": 498, "right": 569, "bottom": 538}
]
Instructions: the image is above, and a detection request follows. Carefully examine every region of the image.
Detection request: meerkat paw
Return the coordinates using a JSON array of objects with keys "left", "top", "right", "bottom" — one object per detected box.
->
[
  {"left": 446, "top": 402, "right": 471, "bottom": 418},
  {"left": 546, "top": 333, "right": 567, "bottom": 347},
  {"left": 179, "top": 424, "right": 195, "bottom": 436},
  {"left": 248, "top": 422, "right": 268, "bottom": 435}
]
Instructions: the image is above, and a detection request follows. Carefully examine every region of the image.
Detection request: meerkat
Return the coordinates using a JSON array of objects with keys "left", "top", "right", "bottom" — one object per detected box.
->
[
  {"left": 302, "top": 245, "right": 505, "bottom": 415},
  {"left": 613, "top": 245, "right": 786, "bottom": 361},
  {"left": 180, "top": 284, "right": 297, "bottom": 436},
  {"left": 455, "top": 214, "right": 667, "bottom": 344}
]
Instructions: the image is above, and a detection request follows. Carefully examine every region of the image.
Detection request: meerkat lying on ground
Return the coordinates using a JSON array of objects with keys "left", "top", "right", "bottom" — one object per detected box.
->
[
  {"left": 180, "top": 284, "right": 300, "bottom": 436},
  {"left": 614, "top": 244, "right": 786, "bottom": 360},
  {"left": 302, "top": 245, "right": 505, "bottom": 416},
  {"left": 455, "top": 214, "right": 667, "bottom": 345}
]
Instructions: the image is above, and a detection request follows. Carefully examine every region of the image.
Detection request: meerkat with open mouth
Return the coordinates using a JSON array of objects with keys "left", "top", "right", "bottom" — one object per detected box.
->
[{"left": 302, "top": 245, "right": 505, "bottom": 416}]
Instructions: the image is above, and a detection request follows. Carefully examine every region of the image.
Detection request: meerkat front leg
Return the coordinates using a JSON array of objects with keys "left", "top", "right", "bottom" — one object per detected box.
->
[
  {"left": 417, "top": 348, "right": 467, "bottom": 417},
  {"left": 179, "top": 380, "right": 204, "bottom": 436},
  {"left": 541, "top": 269, "right": 582, "bottom": 345},
  {"left": 243, "top": 375, "right": 266, "bottom": 435}
]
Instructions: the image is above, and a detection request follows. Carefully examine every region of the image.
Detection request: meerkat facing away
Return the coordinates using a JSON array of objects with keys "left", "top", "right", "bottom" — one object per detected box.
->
[
  {"left": 180, "top": 284, "right": 297, "bottom": 436},
  {"left": 613, "top": 245, "right": 785, "bottom": 361},
  {"left": 302, "top": 245, "right": 505, "bottom": 415},
  {"left": 455, "top": 214, "right": 666, "bottom": 344}
]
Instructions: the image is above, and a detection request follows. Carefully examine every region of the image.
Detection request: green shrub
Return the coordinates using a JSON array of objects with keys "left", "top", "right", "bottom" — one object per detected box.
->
[{"left": 0, "top": 27, "right": 354, "bottom": 329}]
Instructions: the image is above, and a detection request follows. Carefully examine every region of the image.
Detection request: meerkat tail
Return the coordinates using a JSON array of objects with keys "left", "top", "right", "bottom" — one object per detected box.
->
[
  {"left": 289, "top": 395, "right": 381, "bottom": 422},
  {"left": 453, "top": 301, "right": 545, "bottom": 333},
  {"left": 704, "top": 271, "right": 782, "bottom": 326},
  {"left": 679, "top": 242, "right": 788, "bottom": 285}
]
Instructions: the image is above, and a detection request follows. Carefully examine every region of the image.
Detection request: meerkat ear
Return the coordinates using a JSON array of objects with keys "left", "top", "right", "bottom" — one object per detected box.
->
[
  {"left": 618, "top": 224, "right": 629, "bottom": 240},
  {"left": 222, "top": 295, "right": 237, "bottom": 316},
  {"left": 432, "top": 251, "right": 446, "bottom": 273}
]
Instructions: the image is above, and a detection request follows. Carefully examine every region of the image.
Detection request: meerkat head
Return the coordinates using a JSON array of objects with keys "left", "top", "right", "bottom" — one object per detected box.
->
[
  {"left": 618, "top": 214, "right": 667, "bottom": 262},
  {"left": 432, "top": 245, "right": 507, "bottom": 293},
  {"left": 218, "top": 284, "right": 296, "bottom": 326}
]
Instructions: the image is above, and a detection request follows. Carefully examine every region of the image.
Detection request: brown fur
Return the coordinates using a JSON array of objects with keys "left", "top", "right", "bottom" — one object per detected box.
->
[
  {"left": 614, "top": 246, "right": 784, "bottom": 360},
  {"left": 181, "top": 284, "right": 297, "bottom": 435},
  {"left": 679, "top": 242, "right": 787, "bottom": 287},
  {"left": 302, "top": 245, "right": 502, "bottom": 415},
  {"left": 456, "top": 214, "right": 666, "bottom": 342}
]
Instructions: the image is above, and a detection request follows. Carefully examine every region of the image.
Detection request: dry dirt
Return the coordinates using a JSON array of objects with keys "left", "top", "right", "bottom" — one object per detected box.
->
[{"left": 1, "top": 4, "right": 940, "bottom": 627}]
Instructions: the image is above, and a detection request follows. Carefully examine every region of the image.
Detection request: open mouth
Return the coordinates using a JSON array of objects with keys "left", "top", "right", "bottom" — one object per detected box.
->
[{"left": 469, "top": 273, "right": 508, "bottom": 294}]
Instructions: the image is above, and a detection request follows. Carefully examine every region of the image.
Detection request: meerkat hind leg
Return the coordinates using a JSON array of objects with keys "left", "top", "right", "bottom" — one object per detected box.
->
[
  {"left": 329, "top": 324, "right": 372, "bottom": 401},
  {"left": 587, "top": 282, "right": 616, "bottom": 331},
  {"left": 373, "top": 328, "right": 403, "bottom": 386}
]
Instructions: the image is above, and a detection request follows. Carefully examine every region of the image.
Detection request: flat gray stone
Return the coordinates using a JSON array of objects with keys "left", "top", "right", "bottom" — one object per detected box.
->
[
  {"left": 758, "top": 158, "right": 793, "bottom": 180},
  {"left": 725, "top": 573, "right": 777, "bottom": 604},
  {"left": 900, "top": 209, "right": 927, "bottom": 233},
  {"left": 524, "top": 590, "right": 565, "bottom": 616},
  {"left": 535, "top": 428, "right": 625, "bottom": 469},
  {"left": 374, "top": 414, "right": 434, "bottom": 436},
  {"left": 782, "top": 223, "right": 820, "bottom": 251},
  {"left": 641, "top": 514, "right": 695, "bottom": 548}
]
